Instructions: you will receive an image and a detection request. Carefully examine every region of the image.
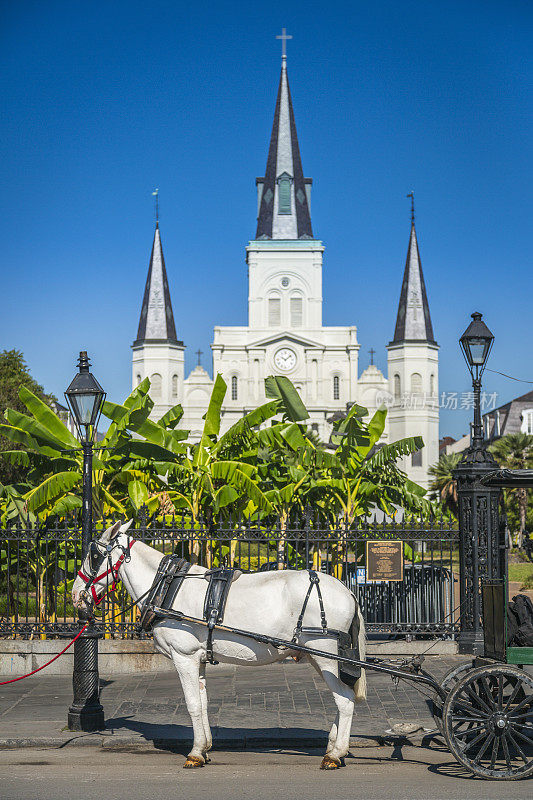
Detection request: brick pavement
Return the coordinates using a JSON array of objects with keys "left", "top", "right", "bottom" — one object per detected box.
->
[{"left": 0, "top": 655, "right": 464, "bottom": 748}]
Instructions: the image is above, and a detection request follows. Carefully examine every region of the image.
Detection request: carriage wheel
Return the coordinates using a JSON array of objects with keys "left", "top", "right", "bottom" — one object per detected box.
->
[
  {"left": 443, "top": 664, "right": 533, "bottom": 780},
  {"left": 432, "top": 661, "right": 474, "bottom": 734}
]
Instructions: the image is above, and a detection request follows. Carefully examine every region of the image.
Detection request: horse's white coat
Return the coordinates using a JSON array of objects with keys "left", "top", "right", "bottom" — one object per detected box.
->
[{"left": 72, "top": 522, "right": 366, "bottom": 767}]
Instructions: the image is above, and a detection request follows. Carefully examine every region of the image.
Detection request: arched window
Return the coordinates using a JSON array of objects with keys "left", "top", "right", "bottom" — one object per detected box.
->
[
  {"left": 172, "top": 374, "right": 178, "bottom": 399},
  {"left": 394, "top": 374, "right": 401, "bottom": 400},
  {"left": 268, "top": 296, "right": 281, "bottom": 326},
  {"left": 412, "top": 450, "right": 423, "bottom": 467},
  {"left": 333, "top": 375, "right": 340, "bottom": 400},
  {"left": 231, "top": 375, "right": 238, "bottom": 401},
  {"left": 290, "top": 296, "right": 303, "bottom": 327},
  {"left": 136, "top": 374, "right": 141, "bottom": 386},
  {"left": 430, "top": 374, "right": 435, "bottom": 395},
  {"left": 151, "top": 373, "right": 162, "bottom": 399},
  {"left": 411, "top": 372, "right": 422, "bottom": 394}
]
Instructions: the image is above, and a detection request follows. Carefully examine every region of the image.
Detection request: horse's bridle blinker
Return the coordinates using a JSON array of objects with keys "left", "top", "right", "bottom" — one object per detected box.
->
[{"left": 77, "top": 534, "right": 136, "bottom": 608}]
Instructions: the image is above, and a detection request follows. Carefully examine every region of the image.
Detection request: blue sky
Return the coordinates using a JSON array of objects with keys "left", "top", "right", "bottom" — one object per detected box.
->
[{"left": 1, "top": 0, "right": 532, "bottom": 439}]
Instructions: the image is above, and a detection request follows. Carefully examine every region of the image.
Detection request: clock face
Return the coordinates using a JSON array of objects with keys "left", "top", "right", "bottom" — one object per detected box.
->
[{"left": 274, "top": 347, "right": 297, "bottom": 371}]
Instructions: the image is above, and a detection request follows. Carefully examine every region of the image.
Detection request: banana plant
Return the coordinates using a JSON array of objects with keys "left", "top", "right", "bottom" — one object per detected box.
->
[
  {"left": 165, "top": 374, "right": 276, "bottom": 564},
  {"left": 0, "top": 380, "right": 188, "bottom": 522}
]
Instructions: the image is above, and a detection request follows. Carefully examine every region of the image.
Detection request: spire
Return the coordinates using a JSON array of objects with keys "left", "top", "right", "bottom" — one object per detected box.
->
[
  {"left": 255, "top": 42, "right": 313, "bottom": 240},
  {"left": 391, "top": 200, "right": 436, "bottom": 345},
  {"left": 134, "top": 223, "right": 179, "bottom": 345}
]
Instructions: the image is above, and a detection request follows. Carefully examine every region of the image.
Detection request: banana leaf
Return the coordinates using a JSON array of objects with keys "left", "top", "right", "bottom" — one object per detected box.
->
[{"left": 265, "top": 376, "right": 308, "bottom": 421}]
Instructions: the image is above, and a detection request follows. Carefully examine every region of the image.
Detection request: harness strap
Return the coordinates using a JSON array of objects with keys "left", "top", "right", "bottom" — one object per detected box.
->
[
  {"left": 292, "top": 570, "right": 328, "bottom": 643},
  {"left": 77, "top": 539, "right": 136, "bottom": 604}
]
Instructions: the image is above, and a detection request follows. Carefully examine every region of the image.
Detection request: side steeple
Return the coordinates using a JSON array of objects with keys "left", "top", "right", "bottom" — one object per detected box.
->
[
  {"left": 391, "top": 196, "right": 436, "bottom": 345},
  {"left": 134, "top": 223, "right": 179, "bottom": 345},
  {"left": 132, "top": 213, "right": 184, "bottom": 419},
  {"left": 255, "top": 48, "right": 313, "bottom": 240}
]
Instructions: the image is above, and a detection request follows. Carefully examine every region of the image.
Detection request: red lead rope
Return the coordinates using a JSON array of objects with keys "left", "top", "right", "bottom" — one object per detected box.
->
[
  {"left": 0, "top": 539, "right": 137, "bottom": 686},
  {"left": 0, "top": 625, "right": 88, "bottom": 686}
]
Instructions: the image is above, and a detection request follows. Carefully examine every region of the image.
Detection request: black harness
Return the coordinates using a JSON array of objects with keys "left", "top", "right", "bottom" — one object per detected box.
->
[
  {"left": 140, "top": 559, "right": 358, "bottom": 671},
  {"left": 139, "top": 556, "right": 241, "bottom": 664},
  {"left": 139, "top": 555, "right": 192, "bottom": 632}
]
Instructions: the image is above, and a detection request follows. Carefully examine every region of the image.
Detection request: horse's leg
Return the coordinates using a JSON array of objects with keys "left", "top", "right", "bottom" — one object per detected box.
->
[
  {"left": 308, "top": 657, "right": 339, "bottom": 754},
  {"left": 171, "top": 651, "right": 207, "bottom": 768},
  {"left": 326, "top": 712, "right": 339, "bottom": 756},
  {"left": 198, "top": 662, "right": 212, "bottom": 762},
  {"left": 307, "top": 652, "right": 355, "bottom": 769}
]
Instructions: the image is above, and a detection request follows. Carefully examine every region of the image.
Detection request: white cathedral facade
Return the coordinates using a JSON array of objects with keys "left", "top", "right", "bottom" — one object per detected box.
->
[{"left": 132, "top": 52, "right": 439, "bottom": 488}]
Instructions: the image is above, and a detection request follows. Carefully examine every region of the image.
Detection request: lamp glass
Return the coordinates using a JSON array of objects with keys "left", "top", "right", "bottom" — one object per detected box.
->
[
  {"left": 467, "top": 338, "right": 488, "bottom": 365},
  {"left": 72, "top": 393, "right": 99, "bottom": 426}
]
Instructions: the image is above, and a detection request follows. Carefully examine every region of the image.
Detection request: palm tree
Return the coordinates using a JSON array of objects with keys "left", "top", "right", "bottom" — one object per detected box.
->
[
  {"left": 428, "top": 453, "right": 462, "bottom": 518},
  {"left": 489, "top": 433, "right": 533, "bottom": 547}
]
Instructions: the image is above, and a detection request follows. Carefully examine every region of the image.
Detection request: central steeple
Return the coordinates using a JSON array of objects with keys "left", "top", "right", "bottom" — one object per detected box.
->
[{"left": 255, "top": 49, "right": 313, "bottom": 240}]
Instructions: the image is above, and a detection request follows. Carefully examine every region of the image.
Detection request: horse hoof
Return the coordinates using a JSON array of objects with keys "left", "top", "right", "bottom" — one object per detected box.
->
[
  {"left": 320, "top": 755, "right": 341, "bottom": 770},
  {"left": 183, "top": 756, "right": 204, "bottom": 769},
  {"left": 204, "top": 755, "right": 211, "bottom": 763}
]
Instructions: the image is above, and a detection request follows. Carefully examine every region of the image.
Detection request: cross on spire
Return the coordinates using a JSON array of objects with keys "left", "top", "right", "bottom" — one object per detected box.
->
[
  {"left": 152, "top": 188, "right": 159, "bottom": 224},
  {"left": 195, "top": 349, "right": 203, "bottom": 367},
  {"left": 276, "top": 27, "right": 292, "bottom": 60},
  {"left": 407, "top": 191, "right": 415, "bottom": 224},
  {"left": 368, "top": 348, "right": 376, "bottom": 366}
]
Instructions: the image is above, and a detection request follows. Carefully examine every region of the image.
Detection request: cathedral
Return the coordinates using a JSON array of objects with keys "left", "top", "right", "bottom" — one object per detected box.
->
[{"left": 132, "top": 49, "right": 439, "bottom": 488}]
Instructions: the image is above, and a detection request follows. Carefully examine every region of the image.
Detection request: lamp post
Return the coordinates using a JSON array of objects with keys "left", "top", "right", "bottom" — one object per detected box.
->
[
  {"left": 454, "top": 313, "right": 503, "bottom": 654},
  {"left": 65, "top": 351, "right": 106, "bottom": 731}
]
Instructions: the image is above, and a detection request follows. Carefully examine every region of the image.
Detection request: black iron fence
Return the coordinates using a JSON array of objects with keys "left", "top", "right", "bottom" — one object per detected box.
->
[{"left": 0, "top": 512, "right": 459, "bottom": 639}]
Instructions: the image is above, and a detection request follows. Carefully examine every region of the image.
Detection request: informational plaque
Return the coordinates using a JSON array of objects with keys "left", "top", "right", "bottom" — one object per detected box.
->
[{"left": 366, "top": 540, "right": 403, "bottom": 582}]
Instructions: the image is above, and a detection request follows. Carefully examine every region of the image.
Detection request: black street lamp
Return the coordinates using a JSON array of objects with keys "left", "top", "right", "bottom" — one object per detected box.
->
[
  {"left": 459, "top": 312, "right": 495, "bottom": 449},
  {"left": 65, "top": 351, "right": 106, "bottom": 731},
  {"left": 454, "top": 314, "right": 503, "bottom": 654}
]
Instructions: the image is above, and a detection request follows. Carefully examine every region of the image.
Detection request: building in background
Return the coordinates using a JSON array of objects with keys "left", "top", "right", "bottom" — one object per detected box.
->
[
  {"left": 483, "top": 390, "right": 533, "bottom": 442},
  {"left": 132, "top": 49, "right": 439, "bottom": 487}
]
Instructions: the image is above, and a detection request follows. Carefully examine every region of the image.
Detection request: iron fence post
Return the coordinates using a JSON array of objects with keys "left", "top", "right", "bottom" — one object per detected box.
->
[
  {"left": 454, "top": 380, "right": 503, "bottom": 654},
  {"left": 67, "top": 441, "right": 104, "bottom": 731}
]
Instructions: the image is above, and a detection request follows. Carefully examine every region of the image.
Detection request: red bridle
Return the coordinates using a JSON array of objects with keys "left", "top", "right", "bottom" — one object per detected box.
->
[{"left": 77, "top": 539, "right": 136, "bottom": 606}]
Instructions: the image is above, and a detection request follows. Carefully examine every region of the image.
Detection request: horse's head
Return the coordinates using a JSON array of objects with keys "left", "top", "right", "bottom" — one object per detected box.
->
[{"left": 72, "top": 519, "right": 133, "bottom": 615}]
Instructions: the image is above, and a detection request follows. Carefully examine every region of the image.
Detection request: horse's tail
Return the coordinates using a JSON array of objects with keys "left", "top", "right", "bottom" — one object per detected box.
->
[{"left": 339, "top": 595, "right": 367, "bottom": 702}]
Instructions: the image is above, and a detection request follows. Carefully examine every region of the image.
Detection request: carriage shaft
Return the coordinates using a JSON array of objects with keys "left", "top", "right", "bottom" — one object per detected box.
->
[{"left": 151, "top": 605, "right": 446, "bottom": 700}]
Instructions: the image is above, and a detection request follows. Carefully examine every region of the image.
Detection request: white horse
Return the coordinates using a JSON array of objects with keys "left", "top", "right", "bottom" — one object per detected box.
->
[{"left": 72, "top": 521, "right": 366, "bottom": 770}]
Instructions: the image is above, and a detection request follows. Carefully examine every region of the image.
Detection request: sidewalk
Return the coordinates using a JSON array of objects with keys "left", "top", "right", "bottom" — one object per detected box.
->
[{"left": 0, "top": 656, "right": 462, "bottom": 750}]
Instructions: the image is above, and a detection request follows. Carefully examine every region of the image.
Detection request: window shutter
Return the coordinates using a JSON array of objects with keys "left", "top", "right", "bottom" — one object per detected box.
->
[
  {"left": 268, "top": 297, "right": 281, "bottom": 326},
  {"left": 278, "top": 178, "right": 291, "bottom": 214},
  {"left": 290, "top": 297, "right": 303, "bottom": 327}
]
